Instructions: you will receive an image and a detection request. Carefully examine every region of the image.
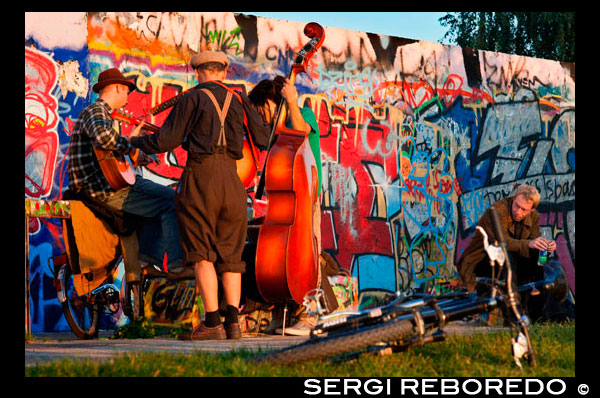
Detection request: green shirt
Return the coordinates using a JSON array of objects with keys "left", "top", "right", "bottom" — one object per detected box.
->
[{"left": 300, "top": 107, "right": 321, "bottom": 196}]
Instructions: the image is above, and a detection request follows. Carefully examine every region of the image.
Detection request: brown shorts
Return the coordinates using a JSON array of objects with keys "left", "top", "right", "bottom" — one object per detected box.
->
[{"left": 174, "top": 153, "right": 247, "bottom": 273}]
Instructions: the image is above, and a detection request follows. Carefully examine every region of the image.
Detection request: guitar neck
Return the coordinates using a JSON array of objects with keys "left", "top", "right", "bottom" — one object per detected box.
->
[
  {"left": 111, "top": 110, "right": 160, "bottom": 133},
  {"left": 150, "top": 96, "right": 180, "bottom": 116},
  {"left": 150, "top": 87, "right": 195, "bottom": 115}
]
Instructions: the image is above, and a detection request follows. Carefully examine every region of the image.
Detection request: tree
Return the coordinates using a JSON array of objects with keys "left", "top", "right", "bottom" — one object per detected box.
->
[{"left": 439, "top": 12, "right": 575, "bottom": 63}]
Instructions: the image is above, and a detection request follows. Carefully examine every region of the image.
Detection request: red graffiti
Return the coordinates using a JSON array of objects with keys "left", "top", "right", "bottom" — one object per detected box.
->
[
  {"left": 25, "top": 47, "right": 59, "bottom": 199},
  {"left": 375, "top": 74, "right": 494, "bottom": 111},
  {"left": 440, "top": 74, "right": 463, "bottom": 108},
  {"left": 315, "top": 103, "right": 399, "bottom": 270},
  {"left": 118, "top": 83, "right": 193, "bottom": 183}
]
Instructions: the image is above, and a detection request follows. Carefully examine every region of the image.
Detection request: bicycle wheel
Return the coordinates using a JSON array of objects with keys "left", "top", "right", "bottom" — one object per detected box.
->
[
  {"left": 258, "top": 318, "right": 414, "bottom": 365},
  {"left": 59, "top": 263, "right": 100, "bottom": 339}
]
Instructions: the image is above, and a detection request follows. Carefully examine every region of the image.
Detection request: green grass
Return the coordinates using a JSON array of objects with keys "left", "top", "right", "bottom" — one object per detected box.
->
[{"left": 25, "top": 322, "right": 574, "bottom": 377}]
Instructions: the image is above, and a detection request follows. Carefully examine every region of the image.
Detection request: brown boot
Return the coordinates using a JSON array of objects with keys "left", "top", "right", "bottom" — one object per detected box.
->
[
  {"left": 225, "top": 322, "right": 242, "bottom": 339},
  {"left": 263, "top": 306, "right": 284, "bottom": 334},
  {"left": 178, "top": 322, "right": 226, "bottom": 341}
]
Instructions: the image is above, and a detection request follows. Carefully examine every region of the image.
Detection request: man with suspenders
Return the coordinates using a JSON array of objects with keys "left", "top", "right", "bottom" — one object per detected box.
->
[{"left": 129, "top": 51, "right": 270, "bottom": 340}]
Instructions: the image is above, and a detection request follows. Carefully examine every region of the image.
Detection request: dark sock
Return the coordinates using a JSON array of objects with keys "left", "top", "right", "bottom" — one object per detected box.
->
[
  {"left": 204, "top": 310, "right": 221, "bottom": 328},
  {"left": 224, "top": 305, "right": 239, "bottom": 326}
]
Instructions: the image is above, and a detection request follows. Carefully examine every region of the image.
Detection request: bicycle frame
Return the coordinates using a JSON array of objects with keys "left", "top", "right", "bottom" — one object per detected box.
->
[
  {"left": 315, "top": 260, "right": 566, "bottom": 335},
  {"left": 267, "top": 207, "right": 569, "bottom": 367},
  {"left": 284, "top": 259, "right": 566, "bottom": 368}
]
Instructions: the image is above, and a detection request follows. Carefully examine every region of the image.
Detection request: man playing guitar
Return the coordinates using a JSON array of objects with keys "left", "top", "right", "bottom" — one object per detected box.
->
[{"left": 67, "top": 68, "right": 185, "bottom": 298}]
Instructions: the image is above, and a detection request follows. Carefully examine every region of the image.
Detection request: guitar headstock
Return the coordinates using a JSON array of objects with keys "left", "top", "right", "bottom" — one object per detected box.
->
[{"left": 111, "top": 109, "right": 136, "bottom": 125}]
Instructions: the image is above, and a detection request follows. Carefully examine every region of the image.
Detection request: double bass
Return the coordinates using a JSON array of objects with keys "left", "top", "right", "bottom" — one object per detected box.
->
[{"left": 254, "top": 22, "right": 325, "bottom": 304}]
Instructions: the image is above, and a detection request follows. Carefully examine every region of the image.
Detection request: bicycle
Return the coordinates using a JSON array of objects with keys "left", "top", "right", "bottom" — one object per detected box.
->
[
  {"left": 49, "top": 253, "right": 133, "bottom": 339},
  {"left": 48, "top": 195, "right": 162, "bottom": 339},
  {"left": 254, "top": 207, "right": 569, "bottom": 367}
]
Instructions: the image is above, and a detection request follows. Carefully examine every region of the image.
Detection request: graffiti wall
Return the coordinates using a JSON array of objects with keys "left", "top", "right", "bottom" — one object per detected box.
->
[{"left": 25, "top": 12, "right": 575, "bottom": 332}]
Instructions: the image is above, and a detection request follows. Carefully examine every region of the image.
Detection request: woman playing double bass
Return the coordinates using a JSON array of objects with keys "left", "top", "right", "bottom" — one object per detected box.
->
[{"left": 248, "top": 76, "right": 339, "bottom": 335}]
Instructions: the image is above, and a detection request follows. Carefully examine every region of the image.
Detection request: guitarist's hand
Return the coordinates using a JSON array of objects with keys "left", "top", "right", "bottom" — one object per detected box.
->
[
  {"left": 128, "top": 121, "right": 146, "bottom": 139},
  {"left": 130, "top": 148, "right": 156, "bottom": 167},
  {"left": 138, "top": 150, "right": 156, "bottom": 166}
]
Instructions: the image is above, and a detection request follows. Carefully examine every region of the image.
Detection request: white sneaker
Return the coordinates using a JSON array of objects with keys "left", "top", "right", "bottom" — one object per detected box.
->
[{"left": 276, "top": 317, "right": 317, "bottom": 336}]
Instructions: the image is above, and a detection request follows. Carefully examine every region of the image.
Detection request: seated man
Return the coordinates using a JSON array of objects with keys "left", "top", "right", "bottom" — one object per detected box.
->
[
  {"left": 67, "top": 68, "right": 184, "bottom": 307},
  {"left": 457, "top": 184, "right": 556, "bottom": 321}
]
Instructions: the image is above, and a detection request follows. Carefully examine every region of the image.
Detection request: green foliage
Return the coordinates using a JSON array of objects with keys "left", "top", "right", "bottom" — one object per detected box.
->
[
  {"left": 111, "top": 317, "right": 156, "bottom": 339},
  {"left": 26, "top": 322, "right": 574, "bottom": 377},
  {"left": 439, "top": 12, "right": 575, "bottom": 63}
]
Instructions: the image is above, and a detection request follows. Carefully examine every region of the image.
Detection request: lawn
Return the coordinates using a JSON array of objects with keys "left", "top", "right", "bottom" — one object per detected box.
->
[{"left": 25, "top": 322, "right": 574, "bottom": 377}]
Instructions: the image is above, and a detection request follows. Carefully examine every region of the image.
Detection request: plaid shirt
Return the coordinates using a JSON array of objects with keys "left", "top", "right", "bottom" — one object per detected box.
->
[{"left": 67, "top": 99, "right": 134, "bottom": 200}]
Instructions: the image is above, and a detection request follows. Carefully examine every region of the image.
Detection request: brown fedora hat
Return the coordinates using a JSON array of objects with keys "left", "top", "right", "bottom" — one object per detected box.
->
[{"left": 92, "top": 68, "right": 136, "bottom": 93}]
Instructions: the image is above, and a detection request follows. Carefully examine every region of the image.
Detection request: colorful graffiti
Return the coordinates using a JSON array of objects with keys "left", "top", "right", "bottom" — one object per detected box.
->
[
  {"left": 25, "top": 47, "right": 59, "bottom": 200},
  {"left": 144, "top": 278, "right": 200, "bottom": 327},
  {"left": 25, "top": 30, "right": 91, "bottom": 332},
  {"left": 25, "top": 12, "right": 575, "bottom": 332}
]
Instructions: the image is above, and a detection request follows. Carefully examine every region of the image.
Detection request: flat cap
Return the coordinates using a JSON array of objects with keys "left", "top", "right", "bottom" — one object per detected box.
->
[{"left": 190, "top": 51, "right": 229, "bottom": 69}]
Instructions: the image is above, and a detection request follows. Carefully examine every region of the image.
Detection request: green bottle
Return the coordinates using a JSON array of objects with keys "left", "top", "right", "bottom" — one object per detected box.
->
[{"left": 537, "top": 250, "right": 548, "bottom": 267}]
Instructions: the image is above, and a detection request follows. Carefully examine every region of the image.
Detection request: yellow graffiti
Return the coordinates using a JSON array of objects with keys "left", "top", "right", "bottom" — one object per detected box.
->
[
  {"left": 88, "top": 40, "right": 188, "bottom": 68},
  {"left": 462, "top": 102, "right": 487, "bottom": 127},
  {"left": 224, "top": 79, "right": 255, "bottom": 94},
  {"left": 87, "top": 15, "right": 193, "bottom": 67}
]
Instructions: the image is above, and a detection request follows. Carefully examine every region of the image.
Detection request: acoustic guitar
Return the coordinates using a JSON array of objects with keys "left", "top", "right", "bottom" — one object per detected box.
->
[
  {"left": 98, "top": 108, "right": 256, "bottom": 189},
  {"left": 93, "top": 109, "right": 159, "bottom": 190}
]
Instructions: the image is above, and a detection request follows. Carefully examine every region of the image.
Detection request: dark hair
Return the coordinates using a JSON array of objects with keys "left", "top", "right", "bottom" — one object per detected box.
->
[
  {"left": 195, "top": 62, "right": 227, "bottom": 72},
  {"left": 249, "top": 76, "right": 286, "bottom": 104},
  {"left": 248, "top": 76, "right": 285, "bottom": 124}
]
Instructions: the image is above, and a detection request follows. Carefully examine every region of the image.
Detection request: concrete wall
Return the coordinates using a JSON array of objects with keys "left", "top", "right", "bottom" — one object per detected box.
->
[{"left": 25, "top": 12, "right": 575, "bottom": 332}]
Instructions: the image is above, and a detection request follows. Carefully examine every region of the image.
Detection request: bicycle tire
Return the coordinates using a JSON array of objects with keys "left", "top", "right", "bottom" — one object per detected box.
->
[
  {"left": 60, "top": 264, "right": 100, "bottom": 339},
  {"left": 259, "top": 318, "right": 414, "bottom": 365}
]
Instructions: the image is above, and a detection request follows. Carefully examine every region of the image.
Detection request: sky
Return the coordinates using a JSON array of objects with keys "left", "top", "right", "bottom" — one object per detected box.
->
[{"left": 238, "top": 12, "right": 451, "bottom": 44}]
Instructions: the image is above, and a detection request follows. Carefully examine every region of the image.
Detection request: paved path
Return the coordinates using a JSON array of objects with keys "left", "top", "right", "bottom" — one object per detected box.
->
[
  {"left": 25, "top": 323, "right": 508, "bottom": 367},
  {"left": 25, "top": 332, "right": 308, "bottom": 367}
]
